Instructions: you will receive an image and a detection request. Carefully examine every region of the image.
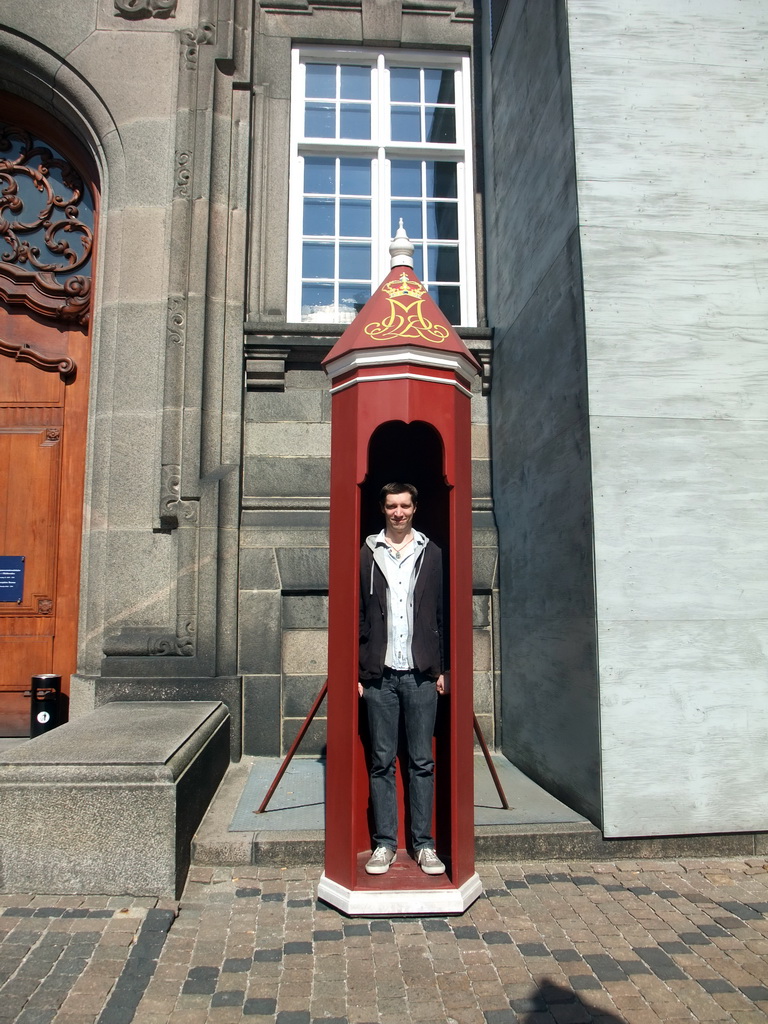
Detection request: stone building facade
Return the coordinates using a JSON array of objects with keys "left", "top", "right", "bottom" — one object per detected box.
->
[{"left": 0, "top": 0, "right": 766, "bottom": 841}]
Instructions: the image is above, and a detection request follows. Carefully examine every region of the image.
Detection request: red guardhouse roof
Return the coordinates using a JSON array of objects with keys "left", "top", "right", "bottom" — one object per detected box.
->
[{"left": 322, "top": 228, "right": 481, "bottom": 384}]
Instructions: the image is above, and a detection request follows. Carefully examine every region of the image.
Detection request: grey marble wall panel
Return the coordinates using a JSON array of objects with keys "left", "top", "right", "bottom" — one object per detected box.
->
[
  {"left": 591, "top": 419, "right": 768, "bottom": 622},
  {"left": 240, "top": 521, "right": 330, "bottom": 543},
  {"left": 599, "top": 619, "right": 768, "bottom": 836},
  {"left": 243, "top": 675, "right": 281, "bottom": 757},
  {"left": 109, "top": 303, "right": 167, "bottom": 413},
  {"left": 275, "top": 548, "right": 330, "bottom": 591},
  {"left": 566, "top": 0, "right": 768, "bottom": 834},
  {"left": 244, "top": 422, "right": 331, "bottom": 458},
  {"left": 239, "top": 548, "right": 281, "bottom": 592},
  {"left": 580, "top": 228, "right": 768, "bottom": 422},
  {"left": 239, "top": 590, "right": 281, "bottom": 676},
  {"left": 283, "top": 630, "right": 328, "bottom": 677},
  {"left": 473, "top": 671, "right": 494, "bottom": 716},
  {"left": 471, "top": 459, "right": 491, "bottom": 498},
  {"left": 283, "top": 675, "right": 327, "bottom": 719},
  {"left": 473, "top": 595, "right": 491, "bottom": 628},
  {"left": 568, "top": 0, "right": 767, "bottom": 71},
  {"left": 0, "top": 0, "right": 98, "bottom": 58},
  {"left": 285, "top": 369, "right": 328, "bottom": 390},
  {"left": 67, "top": 30, "right": 178, "bottom": 123},
  {"left": 282, "top": 594, "right": 329, "bottom": 631},
  {"left": 281, "top": 717, "right": 326, "bottom": 758},
  {"left": 114, "top": 119, "right": 175, "bottom": 206},
  {"left": 104, "top": 531, "right": 172, "bottom": 626},
  {"left": 243, "top": 457, "right": 330, "bottom": 499},
  {"left": 244, "top": 389, "right": 324, "bottom": 424},
  {"left": 472, "top": 548, "right": 498, "bottom": 592}
]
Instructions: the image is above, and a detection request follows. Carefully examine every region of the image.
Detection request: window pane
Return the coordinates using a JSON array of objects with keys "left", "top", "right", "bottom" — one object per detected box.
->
[
  {"left": 391, "top": 201, "right": 422, "bottom": 240},
  {"left": 391, "top": 107, "right": 421, "bottom": 142},
  {"left": 304, "top": 156, "right": 336, "bottom": 194},
  {"left": 424, "top": 69, "right": 455, "bottom": 105},
  {"left": 340, "top": 199, "right": 370, "bottom": 237},
  {"left": 305, "top": 64, "right": 336, "bottom": 98},
  {"left": 340, "top": 158, "right": 371, "bottom": 196},
  {"left": 412, "top": 246, "right": 424, "bottom": 280},
  {"left": 390, "top": 67, "right": 420, "bottom": 103},
  {"left": 339, "top": 243, "right": 371, "bottom": 280},
  {"left": 426, "top": 202, "right": 458, "bottom": 239},
  {"left": 302, "top": 283, "right": 334, "bottom": 317},
  {"left": 340, "top": 65, "right": 371, "bottom": 100},
  {"left": 305, "top": 102, "right": 335, "bottom": 138},
  {"left": 304, "top": 198, "right": 335, "bottom": 236},
  {"left": 427, "top": 245, "right": 459, "bottom": 282},
  {"left": 431, "top": 285, "right": 460, "bottom": 324},
  {"left": 303, "top": 242, "right": 335, "bottom": 279},
  {"left": 340, "top": 104, "right": 371, "bottom": 140},
  {"left": 425, "top": 107, "right": 456, "bottom": 144},
  {"left": 339, "top": 284, "right": 370, "bottom": 319},
  {"left": 426, "top": 161, "right": 457, "bottom": 198},
  {"left": 391, "top": 160, "right": 421, "bottom": 198}
]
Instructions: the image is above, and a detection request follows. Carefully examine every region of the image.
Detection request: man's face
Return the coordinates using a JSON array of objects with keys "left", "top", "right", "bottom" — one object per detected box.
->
[{"left": 382, "top": 492, "right": 416, "bottom": 535}]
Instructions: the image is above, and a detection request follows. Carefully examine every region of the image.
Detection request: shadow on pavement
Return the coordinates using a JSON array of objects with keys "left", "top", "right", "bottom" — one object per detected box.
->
[{"left": 510, "top": 979, "right": 627, "bottom": 1023}]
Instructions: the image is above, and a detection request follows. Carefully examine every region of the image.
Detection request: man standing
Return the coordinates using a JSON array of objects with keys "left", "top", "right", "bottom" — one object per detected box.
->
[{"left": 358, "top": 482, "right": 446, "bottom": 876}]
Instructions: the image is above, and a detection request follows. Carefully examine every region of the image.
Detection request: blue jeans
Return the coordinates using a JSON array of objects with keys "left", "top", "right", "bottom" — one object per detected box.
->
[{"left": 362, "top": 668, "right": 438, "bottom": 852}]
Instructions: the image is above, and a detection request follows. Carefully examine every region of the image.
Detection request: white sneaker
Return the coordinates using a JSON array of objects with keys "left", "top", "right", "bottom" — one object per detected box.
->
[
  {"left": 365, "top": 846, "right": 397, "bottom": 875},
  {"left": 416, "top": 848, "right": 445, "bottom": 875}
]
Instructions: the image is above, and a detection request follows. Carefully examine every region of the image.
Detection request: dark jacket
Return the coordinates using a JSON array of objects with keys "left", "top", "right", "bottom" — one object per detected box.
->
[{"left": 358, "top": 535, "right": 444, "bottom": 681}]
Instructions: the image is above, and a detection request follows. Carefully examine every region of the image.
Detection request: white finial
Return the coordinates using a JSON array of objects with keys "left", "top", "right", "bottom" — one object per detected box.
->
[{"left": 389, "top": 219, "right": 414, "bottom": 269}]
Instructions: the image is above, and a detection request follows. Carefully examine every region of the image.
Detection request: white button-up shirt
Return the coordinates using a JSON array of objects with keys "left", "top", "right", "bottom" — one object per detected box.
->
[{"left": 372, "top": 531, "right": 426, "bottom": 671}]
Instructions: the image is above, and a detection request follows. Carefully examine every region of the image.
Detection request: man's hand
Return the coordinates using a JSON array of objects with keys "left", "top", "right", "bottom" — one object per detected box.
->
[
  {"left": 436, "top": 674, "right": 445, "bottom": 695},
  {"left": 358, "top": 682, "right": 364, "bottom": 697}
]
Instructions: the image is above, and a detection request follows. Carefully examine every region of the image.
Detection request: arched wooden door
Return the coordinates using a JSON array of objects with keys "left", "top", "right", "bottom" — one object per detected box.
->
[{"left": 0, "top": 98, "right": 98, "bottom": 735}]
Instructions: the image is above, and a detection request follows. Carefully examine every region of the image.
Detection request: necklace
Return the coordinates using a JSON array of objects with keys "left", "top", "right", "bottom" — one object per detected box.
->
[{"left": 386, "top": 535, "right": 412, "bottom": 559}]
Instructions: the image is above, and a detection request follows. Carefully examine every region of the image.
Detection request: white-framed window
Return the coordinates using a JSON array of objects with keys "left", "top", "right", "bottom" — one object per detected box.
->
[{"left": 287, "top": 47, "right": 477, "bottom": 326}]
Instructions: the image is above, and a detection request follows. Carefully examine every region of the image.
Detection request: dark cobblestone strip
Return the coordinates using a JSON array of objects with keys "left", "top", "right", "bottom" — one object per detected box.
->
[
  {"left": 96, "top": 908, "right": 175, "bottom": 1024},
  {"left": 582, "top": 953, "right": 628, "bottom": 982},
  {"left": 718, "top": 900, "right": 766, "bottom": 920},
  {"left": 2, "top": 908, "right": 115, "bottom": 919},
  {"left": 632, "top": 946, "right": 688, "bottom": 981},
  {"left": 342, "top": 923, "right": 369, "bottom": 936},
  {"left": 182, "top": 965, "right": 220, "bottom": 995}
]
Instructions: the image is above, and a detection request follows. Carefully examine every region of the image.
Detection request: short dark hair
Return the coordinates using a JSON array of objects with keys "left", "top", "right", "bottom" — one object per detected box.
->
[{"left": 379, "top": 481, "right": 418, "bottom": 506}]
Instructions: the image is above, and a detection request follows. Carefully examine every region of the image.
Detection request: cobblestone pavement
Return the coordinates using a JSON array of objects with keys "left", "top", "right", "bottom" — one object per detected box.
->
[{"left": 1, "top": 858, "right": 767, "bottom": 1024}]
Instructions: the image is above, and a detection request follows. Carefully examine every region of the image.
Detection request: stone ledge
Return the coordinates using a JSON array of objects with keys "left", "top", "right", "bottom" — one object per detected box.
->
[{"left": 0, "top": 701, "right": 230, "bottom": 897}]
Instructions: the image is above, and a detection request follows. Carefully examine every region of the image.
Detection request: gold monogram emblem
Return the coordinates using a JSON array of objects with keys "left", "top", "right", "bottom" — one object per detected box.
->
[{"left": 364, "top": 273, "right": 449, "bottom": 344}]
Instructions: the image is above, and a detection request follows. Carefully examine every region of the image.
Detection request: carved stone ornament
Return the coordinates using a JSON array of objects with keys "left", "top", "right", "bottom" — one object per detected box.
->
[
  {"left": 103, "top": 624, "right": 195, "bottom": 657},
  {"left": 0, "top": 124, "right": 93, "bottom": 326},
  {"left": 166, "top": 295, "right": 185, "bottom": 344},
  {"left": 181, "top": 22, "right": 216, "bottom": 70},
  {"left": 114, "top": 0, "right": 177, "bottom": 18},
  {"left": 173, "top": 152, "right": 191, "bottom": 198}
]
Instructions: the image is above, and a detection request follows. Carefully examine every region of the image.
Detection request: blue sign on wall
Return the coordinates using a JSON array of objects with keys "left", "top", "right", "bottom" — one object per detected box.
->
[{"left": 0, "top": 556, "right": 25, "bottom": 603}]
